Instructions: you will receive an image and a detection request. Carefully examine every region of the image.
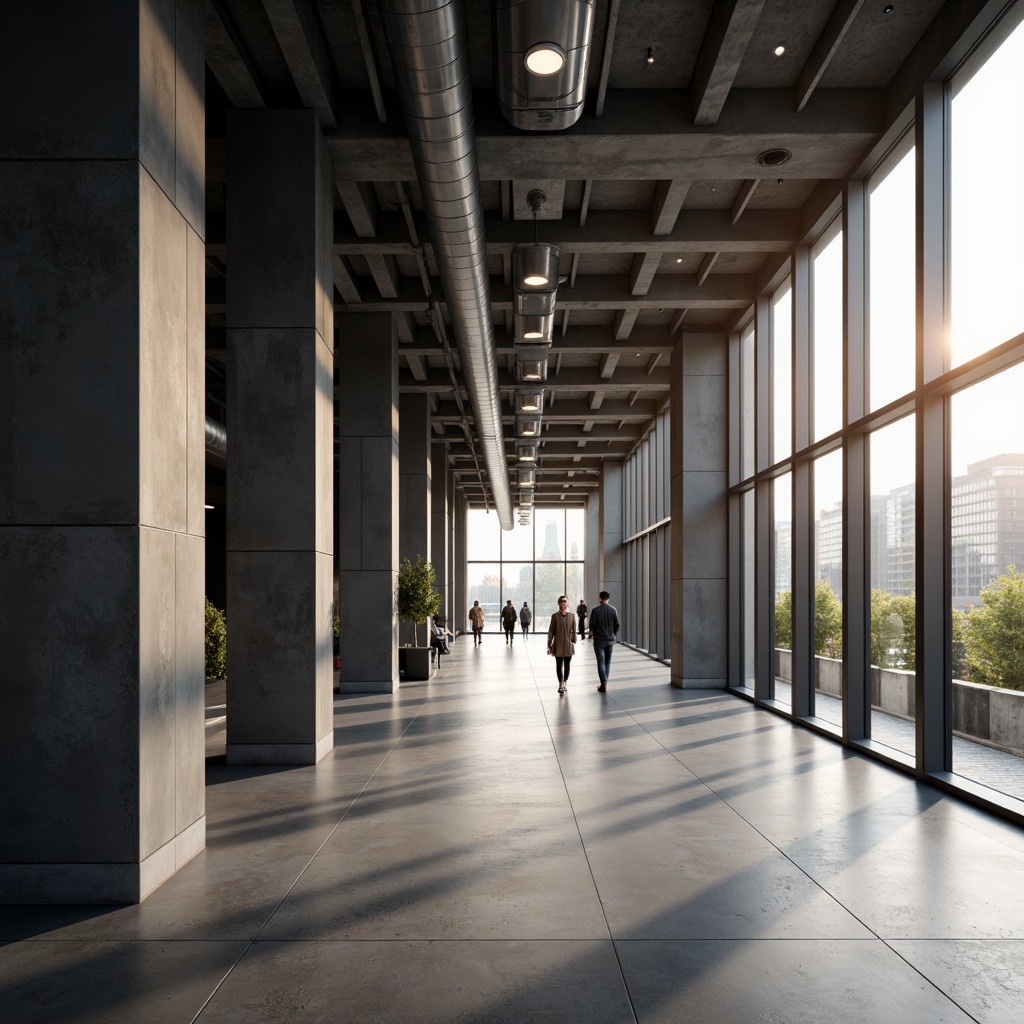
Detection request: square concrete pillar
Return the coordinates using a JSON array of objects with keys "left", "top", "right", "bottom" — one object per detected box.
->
[
  {"left": 599, "top": 462, "right": 624, "bottom": 601},
  {"left": 0, "top": 0, "right": 206, "bottom": 903},
  {"left": 454, "top": 493, "right": 469, "bottom": 635},
  {"left": 337, "top": 314, "right": 400, "bottom": 692},
  {"left": 671, "top": 333, "right": 729, "bottom": 688},
  {"left": 226, "top": 110, "right": 335, "bottom": 763},
  {"left": 399, "top": 393, "right": 432, "bottom": 645},
  {"left": 585, "top": 494, "right": 601, "bottom": 604},
  {"left": 431, "top": 441, "right": 451, "bottom": 625}
]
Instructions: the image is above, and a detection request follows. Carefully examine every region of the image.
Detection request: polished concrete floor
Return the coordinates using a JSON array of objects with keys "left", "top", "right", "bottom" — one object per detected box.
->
[{"left": 3, "top": 635, "right": 1024, "bottom": 1023}]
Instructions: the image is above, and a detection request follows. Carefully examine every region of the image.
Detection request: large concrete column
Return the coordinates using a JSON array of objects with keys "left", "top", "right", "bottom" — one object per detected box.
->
[
  {"left": 599, "top": 463, "right": 624, "bottom": 604},
  {"left": 226, "top": 109, "right": 334, "bottom": 763},
  {"left": 670, "top": 333, "right": 729, "bottom": 688},
  {"left": 431, "top": 442, "right": 451, "bottom": 625},
  {"left": 454, "top": 493, "right": 469, "bottom": 636},
  {"left": 0, "top": 0, "right": 206, "bottom": 902},
  {"left": 585, "top": 494, "right": 600, "bottom": 603},
  {"left": 399, "top": 393, "right": 431, "bottom": 645},
  {"left": 337, "top": 314, "right": 400, "bottom": 692}
]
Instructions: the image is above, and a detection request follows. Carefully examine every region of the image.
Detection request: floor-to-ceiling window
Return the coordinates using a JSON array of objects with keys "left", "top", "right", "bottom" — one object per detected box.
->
[
  {"left": 622, "top": 407, "right": 670, "bottom": 658},
  {"left": 729, "top": 5, "right": 1024, "bottom": 818},
  {"left": 465, "top": 508, "right": 585, "bottom": 631}
]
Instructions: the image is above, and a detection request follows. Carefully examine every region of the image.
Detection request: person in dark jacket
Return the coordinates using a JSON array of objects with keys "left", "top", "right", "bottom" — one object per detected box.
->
[
  {"left": 589, "top": 591, "right": 620, "bottom": 693},
  {"left": 576, "top": 598, "right": 588, "bottom": 639},
  {"left": 500, "top": 600, "right": 518, "bottom": 645},
  {"left": 520, "top": 602, "right": 532, "bottom": 637}
]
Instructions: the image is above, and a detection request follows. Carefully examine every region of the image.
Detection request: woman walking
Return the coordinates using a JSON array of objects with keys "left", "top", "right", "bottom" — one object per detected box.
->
[{"left": 546, "top": 595, "right": 577, "bottom": 696}]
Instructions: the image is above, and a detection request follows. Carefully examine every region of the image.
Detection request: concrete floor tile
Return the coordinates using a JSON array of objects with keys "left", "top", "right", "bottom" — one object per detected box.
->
[
  {"left": 198, "top": 939, "right": 633, "bottom": 1024},
  {"left": 891, "top": 940, "right": 1024, "bottom": 1024},
  {"left": 0, "top": 939, "right": 245, "bottom": 1024},
  {"left": 258, "top": 814, "right": 609, "bottom": 940},
  {"left": 615, "top": 939, "right": 974, "bottom": 1024}
]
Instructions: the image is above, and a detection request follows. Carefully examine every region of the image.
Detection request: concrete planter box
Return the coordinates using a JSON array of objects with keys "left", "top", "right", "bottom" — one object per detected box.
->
[
  {"left": 774, "top": 649, "right": 1024, "bottom": 755},
  {"left": 399, "top": 646, "right": 435, "bottom": 680}
]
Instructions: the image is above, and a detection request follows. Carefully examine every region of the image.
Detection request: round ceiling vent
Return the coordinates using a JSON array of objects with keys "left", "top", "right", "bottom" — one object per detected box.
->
[{"left": 756, "top": 148, "right": 792, "bottom": 167}]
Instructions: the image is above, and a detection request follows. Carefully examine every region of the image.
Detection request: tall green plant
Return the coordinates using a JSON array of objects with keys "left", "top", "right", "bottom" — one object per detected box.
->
[
  {"left": 397, "top": 555, "right": 441, "bottom": 647},
  {"left": 966, "top": 565, "right": 1024, "bottom": 690},
  {"left": 205, "top": 598, "right": 227, "bottom": 679}
]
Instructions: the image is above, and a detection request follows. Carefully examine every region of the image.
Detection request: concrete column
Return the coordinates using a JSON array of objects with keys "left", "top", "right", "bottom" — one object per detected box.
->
[
  {"left": 226, "top": 109, "right": 334, "bottom": 763},
  {"left": 671, "top": 333, "right": 729, "bottom": 688},
  {"left": 0, "top": 0, "right": 206, "bottom": 902},
  {"left": 399, "top": 393, "right": 432, "bottom": 645},
  {"left": 337, "top": 314, "right": 400, "bottom": 692},
  {"left": 599, "top": 462, "right": 624, "bottom": 607},
  {"left": 585, "top": 494, "right": 600, "bottom": 603},
  {"left": 454, "top": 493, "right": 469, "bottom": 637},
  {"left": 431, "top": 442, "right": 451, "bottom": 625},
  {"left": 447, "top": 470, "right": 458, "bottom": 628}
]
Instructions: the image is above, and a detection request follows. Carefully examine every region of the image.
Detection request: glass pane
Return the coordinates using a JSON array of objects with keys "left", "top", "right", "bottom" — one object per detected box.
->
[
  {"left": 535, "top": 509, "right": 565, "bottom": 559},
  {"left": 501, "top": 563, "right": 534, "bottom": 618},
  {"left": 812, "top": 228, "right": 843, "bottom": 441},
  {"left": 565, "top": 508, "right": 585, "bottom": 562},
  {"left": 772, "top": 285, "right": 793, "bottom": 464},
  {"left": 466, "top": 562, "right": 501, "bottom": 627},
  {"left": 501, "top": 519, "right": 533, "bottom": 561},
  {"left": 741, "top": 488, "right": 755, "bottom": 691},
  {"left": 869, "top": 146, "right": 916, "bottom": 410},
  {"left": 869, "top": 416, "right": 916, "bottom": 756},
  {"left": 813, "top": 449, "right": 843, "bottom": 728},
  {"left": 950, "top": 363, "right": 1024, "bottom": 800},
  {"left": 566, "top": 563, "right": 584, "bottom": 618},
  {"left": 534, "top": 563, "right": 567, "bottom": 625},
  {"left": 950, "top": 19, "right": 1024, "bottom": 367},
  {"left": 773, "top": 473, "right": 792, "bottom": 707},
  {"left": 741, "top": 322, "right": 755, "bottom": 480},
  {"left": 467, "top": 509, "right": 500, "bottom": 561}
]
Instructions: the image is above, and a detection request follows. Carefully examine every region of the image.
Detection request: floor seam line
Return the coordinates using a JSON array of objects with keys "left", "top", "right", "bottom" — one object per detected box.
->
[
  {"left": 529, "top": 641, "right": 640, "bottom": 1024},
  {"left": 190, "top": 688, "right": 438, "bottom": 1022}
]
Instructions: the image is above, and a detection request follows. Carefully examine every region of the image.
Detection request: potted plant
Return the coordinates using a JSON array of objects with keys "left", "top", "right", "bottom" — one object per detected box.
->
[{"left": 397, "top": 554, "right": 441, "bottom": 680}]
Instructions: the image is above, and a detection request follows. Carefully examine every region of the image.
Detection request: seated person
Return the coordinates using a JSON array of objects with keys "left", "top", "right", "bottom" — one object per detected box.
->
[{"left": 430, "top": 616, "right": 451, "bottom": 656}]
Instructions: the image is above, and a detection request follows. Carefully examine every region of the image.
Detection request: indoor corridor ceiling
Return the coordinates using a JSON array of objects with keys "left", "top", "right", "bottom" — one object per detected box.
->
[{"left": 202, "top": 0, "right": 956, "bottom": 509}]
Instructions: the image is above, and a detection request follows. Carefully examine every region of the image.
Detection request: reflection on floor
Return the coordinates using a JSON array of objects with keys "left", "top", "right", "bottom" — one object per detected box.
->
[
  {"left": 772, "top": 679, "right": 1024, "bottom": 801},
  {"left": 3, "top": 636, "right": 1024, "bottom": 1022}
]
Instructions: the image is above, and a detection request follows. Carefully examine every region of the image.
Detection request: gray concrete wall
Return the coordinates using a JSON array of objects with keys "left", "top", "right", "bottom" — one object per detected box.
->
[
  {"left": 225, "top": 110, "right": 334, "bottom": 763},
  {"left": 336, "top": 314, "right": 400, "bottom": 690},
  {"left": 671, "top": 333, "right": 729, "bottom": 688},
  {"left": 0, "top": 0, "right": 206, "bottom": 902}
]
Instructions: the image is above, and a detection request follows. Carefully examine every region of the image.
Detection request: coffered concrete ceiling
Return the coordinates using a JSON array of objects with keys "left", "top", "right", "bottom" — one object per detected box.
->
[{"left": 204, "top": 0, "right": 965, "bottom": 505}]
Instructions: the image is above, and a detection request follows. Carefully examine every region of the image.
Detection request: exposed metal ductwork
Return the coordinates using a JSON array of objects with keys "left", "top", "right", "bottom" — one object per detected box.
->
[
  {"left": 205, "top": 416, "right": 227, "bottom": 460},
  {"left": 380, "top": 0, "right": 513, "bottom": 529}
]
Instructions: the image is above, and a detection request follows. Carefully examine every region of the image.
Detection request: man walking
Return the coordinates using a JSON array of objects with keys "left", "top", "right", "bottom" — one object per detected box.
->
[
  {"left": 500, "top": 599, "right": 518, "bottom": 645},
  {"left": 589, "top": 591, "right": 620, "bottom": 693}
]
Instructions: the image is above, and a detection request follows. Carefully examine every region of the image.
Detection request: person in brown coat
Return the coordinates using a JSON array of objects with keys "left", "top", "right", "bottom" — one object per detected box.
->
[{"left": 546, "top": 595, "right": 578, "bottom": 696}]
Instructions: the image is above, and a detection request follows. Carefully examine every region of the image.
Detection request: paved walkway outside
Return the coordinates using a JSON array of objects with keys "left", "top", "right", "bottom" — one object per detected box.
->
[{"left": 3, "top": 636, "right": 1024, "bottom": 1022}]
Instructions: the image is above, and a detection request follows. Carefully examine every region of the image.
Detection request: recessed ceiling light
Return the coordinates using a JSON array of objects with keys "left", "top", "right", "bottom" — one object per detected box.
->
[
  {"left": 675, "top": 257, "right": 683, "bottom": 264},
  {"left": 774, "top": 44, "right": 786, "bottom": 57},
  {"left": 756, "top": 148, "right": 792, "bottom": 167},
  {"left": 646, "top": 47, "right": 655, "bottom": 64},
  {"left": 524, "top": 43, "right": 565, "bottom": 76}
]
